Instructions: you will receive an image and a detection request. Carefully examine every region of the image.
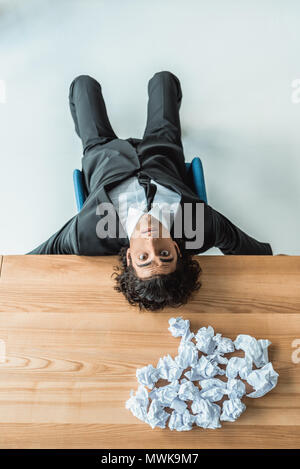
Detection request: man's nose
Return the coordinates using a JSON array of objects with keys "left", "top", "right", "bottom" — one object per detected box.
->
[{"left": 152, "top": 255, "right": 163, "bottom": 267}]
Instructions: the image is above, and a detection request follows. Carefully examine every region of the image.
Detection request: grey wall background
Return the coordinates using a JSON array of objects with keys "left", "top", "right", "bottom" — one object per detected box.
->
[{"left": 0, "top": 0, "right": 299, "bottom": 255}]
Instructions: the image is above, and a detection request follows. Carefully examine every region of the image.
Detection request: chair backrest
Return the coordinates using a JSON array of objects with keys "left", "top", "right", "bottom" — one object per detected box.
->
[
  {"left": 73, "top": 169, "right": 86, "bottom": 212},
  {"left": 186, "top": 157, "right": 208, "bottom": 204},
  {"left": 73, "top": 156, "right": 207, "bottom": 212}
]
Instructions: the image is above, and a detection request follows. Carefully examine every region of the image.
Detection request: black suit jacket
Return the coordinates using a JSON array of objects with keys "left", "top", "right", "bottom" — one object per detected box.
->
[{"left": 26, "top": 138, "right": 273, "bottom": 256}]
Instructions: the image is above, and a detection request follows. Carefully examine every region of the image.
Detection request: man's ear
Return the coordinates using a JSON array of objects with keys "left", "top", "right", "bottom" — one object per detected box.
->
[
  {"left": 126, "top": 248, "right": 131, "bottom": 266},
  {"left": 174, "top": 241, "right": 182, "bottom": 258}
]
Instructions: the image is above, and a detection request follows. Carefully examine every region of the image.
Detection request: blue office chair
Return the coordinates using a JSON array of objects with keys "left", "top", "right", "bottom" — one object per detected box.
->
[{"left": 73, "top": 157, "right": 208, "bottom": 212}]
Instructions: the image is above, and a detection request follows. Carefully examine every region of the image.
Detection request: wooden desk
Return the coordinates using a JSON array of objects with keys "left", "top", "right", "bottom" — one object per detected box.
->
[{"left": 0, "top": 255, "right": 299, "bottom": 449}]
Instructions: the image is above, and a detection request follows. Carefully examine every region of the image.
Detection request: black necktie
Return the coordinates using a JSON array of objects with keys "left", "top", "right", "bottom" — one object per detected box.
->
[{"left": 137, "top": 173, "right": 157, "bottom": 211}]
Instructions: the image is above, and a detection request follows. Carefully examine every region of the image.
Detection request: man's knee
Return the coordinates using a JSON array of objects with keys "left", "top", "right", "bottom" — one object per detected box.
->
[
  {"left": 69, "top": 74, "right": 99, "bottom": 96},
  {"left": 150, "top": 71, "right": 181, "bottom": 100},
  {"left": 150, "top": 71, "right": 181, "bottom": 93},
  {"left": 153, "top": 70, "right": 178, "bottom": 82}
]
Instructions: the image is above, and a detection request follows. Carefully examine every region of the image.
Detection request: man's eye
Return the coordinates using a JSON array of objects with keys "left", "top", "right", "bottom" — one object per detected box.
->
[
  {"left": 160, "top": 250, "right": 170, "bottom": 257},
  {"left": 139, "top": 253, "right": 148, "bottom": 260}
]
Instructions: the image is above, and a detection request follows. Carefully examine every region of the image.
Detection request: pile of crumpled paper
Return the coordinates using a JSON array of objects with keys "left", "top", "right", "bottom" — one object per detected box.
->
[{"left": 125, "top": 317, "right": 279, "bottom": 431}]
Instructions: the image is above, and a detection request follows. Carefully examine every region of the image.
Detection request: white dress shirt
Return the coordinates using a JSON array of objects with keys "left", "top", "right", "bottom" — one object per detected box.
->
[{"left": 108, "top": 176, "right": 181, "bottom": 239}]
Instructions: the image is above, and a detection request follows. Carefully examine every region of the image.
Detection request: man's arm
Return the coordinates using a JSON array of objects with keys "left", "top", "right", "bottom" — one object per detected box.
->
[
  {"left": 210, "top": 205, "right": 273, "bottom": 255},
  {"left": 26, "top": 214, "right": 79, "bottom": 255}
]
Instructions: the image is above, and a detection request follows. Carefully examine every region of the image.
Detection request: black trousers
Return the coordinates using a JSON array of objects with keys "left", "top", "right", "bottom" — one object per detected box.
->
[{"left": 68, "top": 70, "right": 184, "bottom": 164}]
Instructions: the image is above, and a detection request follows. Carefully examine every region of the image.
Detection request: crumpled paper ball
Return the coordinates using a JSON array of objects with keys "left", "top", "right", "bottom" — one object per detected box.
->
[{"left": 126, "top": 317, "right": 279, "bottom": 431}]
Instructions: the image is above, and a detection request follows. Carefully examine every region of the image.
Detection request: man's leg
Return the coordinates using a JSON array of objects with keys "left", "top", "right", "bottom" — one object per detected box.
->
[
  {"left": 137, "top": 71, "right": 186, "bottom": 178},
  {"left": 142, "top": 70, "right": 183, "bottom": 146},
  {"left": 69, "top": 74, "right": 117, "bottom": 154}
]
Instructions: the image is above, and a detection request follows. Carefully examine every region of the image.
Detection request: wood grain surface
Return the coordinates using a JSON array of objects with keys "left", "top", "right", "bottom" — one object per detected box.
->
[{"left": 0, "top": 254, "right": 299, "bottom": 449}]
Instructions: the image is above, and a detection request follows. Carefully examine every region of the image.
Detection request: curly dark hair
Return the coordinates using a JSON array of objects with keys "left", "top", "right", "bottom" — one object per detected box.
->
[{"left": 112, "top": 242, "right": 202, "bottom": 311}]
